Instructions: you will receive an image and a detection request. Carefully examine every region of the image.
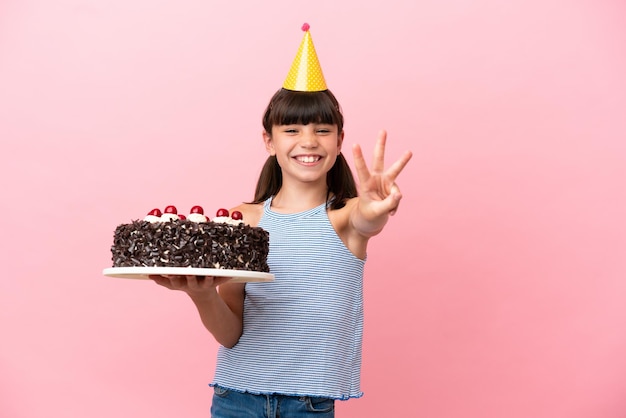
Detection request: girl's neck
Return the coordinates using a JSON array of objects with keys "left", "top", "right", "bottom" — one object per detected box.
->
[{"left": 271, "top": 184, "right": 328, "bottom": 214}]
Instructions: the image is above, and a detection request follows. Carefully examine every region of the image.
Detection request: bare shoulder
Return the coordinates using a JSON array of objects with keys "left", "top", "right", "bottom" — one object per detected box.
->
[
  {"left": 230, "top": 202, "right": 264, "bottom": 227},
  {"left": 328, "top": 197, "right": 369, "bottom": 260},
  {"left": 328, "top": 197, "right": 358, "bottom": 230}
]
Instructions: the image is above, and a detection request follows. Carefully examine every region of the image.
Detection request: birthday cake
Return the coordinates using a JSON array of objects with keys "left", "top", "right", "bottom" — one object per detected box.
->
[{"left": 110, "top": 205, "right": 270, "bottom": 272}]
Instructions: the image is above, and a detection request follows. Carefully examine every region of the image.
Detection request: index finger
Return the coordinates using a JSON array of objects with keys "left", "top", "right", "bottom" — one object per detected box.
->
[{"left": 352, "top": 143, "right": 371, "bottom": 185}]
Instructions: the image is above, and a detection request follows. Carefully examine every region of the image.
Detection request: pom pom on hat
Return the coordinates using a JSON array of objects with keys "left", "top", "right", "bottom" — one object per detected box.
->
[{"left": 282, "top": 23, "right": 328, "bottom": 92}]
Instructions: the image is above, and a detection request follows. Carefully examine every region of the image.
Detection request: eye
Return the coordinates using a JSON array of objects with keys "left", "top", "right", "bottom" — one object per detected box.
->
[
  {"left": 316, "top": 124, "right": 336, "bottom": 133},
  {"left": 316, "top": 127, "right": 335, "bottom": 135},
  {"left": 280, "top": 125, "right": 299, "bottom": 134}
]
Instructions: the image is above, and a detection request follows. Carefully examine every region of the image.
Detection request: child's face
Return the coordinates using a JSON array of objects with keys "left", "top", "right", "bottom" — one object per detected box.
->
[{"left": 264, "top": 123, "right": 343, "bottom": 185}]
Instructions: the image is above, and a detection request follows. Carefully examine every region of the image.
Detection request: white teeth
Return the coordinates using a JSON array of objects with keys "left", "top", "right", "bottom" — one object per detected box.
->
[{"left": 296, "top": 156, "right": 320, "bottom": 163}]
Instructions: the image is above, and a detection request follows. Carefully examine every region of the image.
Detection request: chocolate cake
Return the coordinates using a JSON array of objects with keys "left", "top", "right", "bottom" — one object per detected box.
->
[{"left": 110, "top": 206, "right": 270, "bottom": 272}]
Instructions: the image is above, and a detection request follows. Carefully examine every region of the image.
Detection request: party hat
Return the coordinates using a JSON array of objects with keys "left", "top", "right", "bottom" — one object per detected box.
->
[{"left": 282, "top": 23, "right": 328, "bottom": 92}]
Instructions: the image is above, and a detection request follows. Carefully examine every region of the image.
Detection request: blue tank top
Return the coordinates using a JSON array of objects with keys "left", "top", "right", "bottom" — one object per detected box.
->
[{"left": 211, "top": 197, "right": 365, "bottom": 400}]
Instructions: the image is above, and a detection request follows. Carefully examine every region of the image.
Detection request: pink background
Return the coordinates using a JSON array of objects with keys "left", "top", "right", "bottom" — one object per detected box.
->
[{"left": 1, "top": 1, "right": 625, "bottom": 417}]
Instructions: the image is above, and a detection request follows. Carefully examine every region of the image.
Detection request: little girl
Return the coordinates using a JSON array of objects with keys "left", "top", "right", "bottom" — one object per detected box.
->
[{"left": 151, "top": 25, "right": 412, "bottom": 418}]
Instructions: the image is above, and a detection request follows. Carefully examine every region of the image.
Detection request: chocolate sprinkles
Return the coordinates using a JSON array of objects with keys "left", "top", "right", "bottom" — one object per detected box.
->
[{"left": 111, "top": 219, "right": 270, "bottom": 272}]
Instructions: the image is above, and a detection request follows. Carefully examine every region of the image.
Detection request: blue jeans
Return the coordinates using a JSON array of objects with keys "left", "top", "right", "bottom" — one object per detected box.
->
[{"left": 210, "top": 386, "right": 335, "bottom": 418}]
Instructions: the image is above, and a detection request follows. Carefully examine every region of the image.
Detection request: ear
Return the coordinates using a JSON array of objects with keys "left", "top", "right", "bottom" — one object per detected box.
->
[
  {"left": 337, "top": 130, "right": 345, "bottom": 153},
  {"left": 263, "top": 130, "right": 275, "bottom": 155}
]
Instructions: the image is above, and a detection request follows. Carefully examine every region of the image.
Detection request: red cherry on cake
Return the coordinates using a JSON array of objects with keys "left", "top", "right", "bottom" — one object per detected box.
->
[
  {"left": 231, "top": 211, "right": 243, "bottom": 220},
  {"left": 190, "top": 205, "right": 204, "bottom": 215},
  {"left": 164, "top": 205, "right": 177, "bottom": 214},
  {"left": 178, "top": 214, "right": 186, "bottom": 220},
  {"left": 147, "top": 208, "right": 162, "bottom": 217},
  {"left": 216, "top": 208, "right": 229, "bottom": 217}
]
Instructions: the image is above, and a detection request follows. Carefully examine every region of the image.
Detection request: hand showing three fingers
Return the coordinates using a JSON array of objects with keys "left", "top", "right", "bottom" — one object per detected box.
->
[{"left": 352, "top": 130, "right": 412, "bottom": 228}]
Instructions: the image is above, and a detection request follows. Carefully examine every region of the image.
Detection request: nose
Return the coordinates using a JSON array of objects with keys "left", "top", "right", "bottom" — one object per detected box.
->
[{"left": 300, "top": 129, "right": 319, "bottom": 148}]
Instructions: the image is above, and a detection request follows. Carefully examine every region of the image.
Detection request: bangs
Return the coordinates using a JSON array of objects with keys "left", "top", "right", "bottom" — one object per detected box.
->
[{"left": 263, "top": 89, "right": 344, "bottom": 132}]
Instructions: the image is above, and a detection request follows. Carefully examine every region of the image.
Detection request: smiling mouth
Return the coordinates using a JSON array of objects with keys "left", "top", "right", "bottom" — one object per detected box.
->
[{"left": 295, "top": 155, "right": 321, "bottom": 163}]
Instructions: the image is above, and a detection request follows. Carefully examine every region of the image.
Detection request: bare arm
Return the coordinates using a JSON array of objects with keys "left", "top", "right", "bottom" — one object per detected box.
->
[
  {"left": 150, "top": 275, "right": 244, "bottom": 348},
  {"left": 333, "top": 131, "right": 411, "bottom": 259}
]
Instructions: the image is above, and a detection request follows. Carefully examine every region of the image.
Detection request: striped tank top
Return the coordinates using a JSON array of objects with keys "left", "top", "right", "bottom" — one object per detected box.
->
[{"left": 211, "top": 197, "right": 365, "bottom": 400}]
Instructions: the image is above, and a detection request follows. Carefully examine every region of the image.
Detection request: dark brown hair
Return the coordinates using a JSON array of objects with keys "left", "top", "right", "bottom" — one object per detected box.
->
[{"left": 251, "top": 88, "right": 357, "bottom": 209}]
